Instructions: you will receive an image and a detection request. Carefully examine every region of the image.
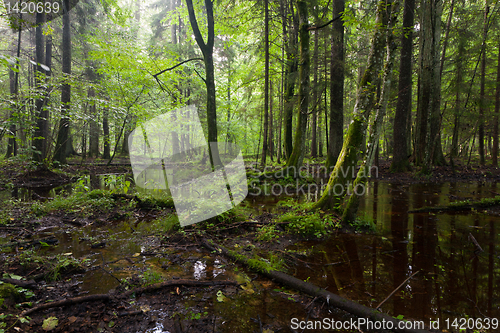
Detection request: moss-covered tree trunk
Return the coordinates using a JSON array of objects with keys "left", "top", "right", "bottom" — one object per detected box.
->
[
  {"left": 312, "top": 0, "right": 390, "bottom": 211},
  {"left": 342, "top": 1, "right": 399, "bottom": 223},
  {"left": 286, "top": 1, "right": 309, "bottom": 172},
  {"left": 326, "top": 0, "right": 344, "bottom": 171}
]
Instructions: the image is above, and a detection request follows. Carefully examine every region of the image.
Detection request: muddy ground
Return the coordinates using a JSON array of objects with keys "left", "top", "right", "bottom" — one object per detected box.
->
[{"left": 0, "top": 159, "right": 496, "bottom": 332}]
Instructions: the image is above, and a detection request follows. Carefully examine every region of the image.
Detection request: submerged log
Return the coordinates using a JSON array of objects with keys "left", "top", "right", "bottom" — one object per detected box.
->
[
  {"left": 201, "top": 239, "right": 430, "bottom": 333},
  {"left": 408, "top": 195, "right": 500, "bottom": 213}
]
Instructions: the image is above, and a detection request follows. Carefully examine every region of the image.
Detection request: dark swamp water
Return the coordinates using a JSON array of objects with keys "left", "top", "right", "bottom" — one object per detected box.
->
[{"left": 2, "top": 177, "right": 500, "bottom": 332}]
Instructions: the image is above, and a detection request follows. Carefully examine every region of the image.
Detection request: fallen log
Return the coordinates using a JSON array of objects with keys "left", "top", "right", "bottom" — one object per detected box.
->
[
  {"left": 21, "top": 294, "right": 110, "bottom": 317},
  {"left": 21, "top": 279, "right": 237, "bottom": 317},
  {"left": 119, "top": 279, "right": 238, "bottom": 298},
  {"left": 408, "top": 196, "right": 500, "bottom": 213},
  {"left": 0, "top": 278, "right": 37, "bottom": 289},
  {"left": 201, "top": 239, "right": 430, "bottom": 333}
]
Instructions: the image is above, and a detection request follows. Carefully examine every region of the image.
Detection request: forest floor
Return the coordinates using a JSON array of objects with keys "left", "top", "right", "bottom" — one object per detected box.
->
[{"left": 0, "top": 158, "right": 496, "bottom": 332}]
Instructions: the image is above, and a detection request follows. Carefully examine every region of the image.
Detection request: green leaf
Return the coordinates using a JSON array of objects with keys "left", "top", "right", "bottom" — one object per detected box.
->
[{"left": 42, "top": 316, "right": 58, "bottom": 331}]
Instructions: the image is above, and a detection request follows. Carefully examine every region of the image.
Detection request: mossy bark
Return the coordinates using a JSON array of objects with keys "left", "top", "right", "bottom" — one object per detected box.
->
[
  {"left": 312, "top": 0, "right": 389, "bottom": 212},
  {"left": 343, "top": 2, "right": 399, "bottom": 222},
  {"left": 286, "top": 1, "right": 309, "bottom": 171}
]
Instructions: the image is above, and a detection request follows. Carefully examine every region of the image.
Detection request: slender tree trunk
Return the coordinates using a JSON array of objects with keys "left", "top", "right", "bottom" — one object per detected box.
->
[
  {"left": 269, "top": 80, "right": 274, "bottom": 161},
  {"left": 53, "top": 0, "right": 71, "bottom": 165},
  {"left": 283, "top": 0, "right": 298, "bottom": 160},
  {"left": 311, "top": 27, "right": 319, "bottom": 158},
  {"left": 391, "top": 0, "right": 414, "bottom": 172},
  {"left": 493, "top": 39, "right": 500, "bottom": 166},
  {"left": 286, "top": 1, "right": 309, "bottom": 171},
  {"left": 261, "top": 0, "right": 269, "bottom": 166},
  {"left": 326, "top": 0, "right": 344, "bottom": 171},
  {"left": 103, "top": 105, "right": 110, "bottom": 159},
  {"left": 186, "top": 0, "right": 221, "bottom": 169},
  {"left": 479, "top": 2, "right": 489, "bottom": 166},
  {"left": 439, "top": 0, "right": 455, "bottom": 77},
  {"left": 313, "top": 0, "right": 391, "bottom": 211},
  {"left": 6, "top": 27, "right": 22, "bottom": 158},
  {"left": 33, "top": 12, "right": 47, "bottom": 162},
  {"left": 343, "top": 1, "right": 399, "bottom": 222},
  {"left": 88, "top": 88, "right": 99, "bottom": 158},
  {"left": 451, "top": 34, "right": 465, "bottom": 159}
]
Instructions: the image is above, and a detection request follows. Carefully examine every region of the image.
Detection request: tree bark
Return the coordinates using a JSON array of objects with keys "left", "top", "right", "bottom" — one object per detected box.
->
[
  {"left": 342, "top": 0, "right": 399, "bottom": 223},
  {"left": 479, "top": 2, "right": 489, "bottom": 166},
  {"left": 391, "top": 0, "right": 414, "bottom": 172},
  {"left": 283, "top": 0, "right": 298, "bottom": 160},
  {"left": 451, "top": 33, "right": 465, "bottom": 160},
  {"left": 185, "top": 0, "right": 221, "bottom": 169},
  {"left": 313, "top": 0, "right": 389, "bottom": 211},
  {"left": 103, "top": 105, "right": 110, "bottom": 159},
  {"left": 415, "top": 0, "right": 443, "bottom": 171},
  {"left": 88, "top": 88, "right": 99, "bottom": 158},
  {"left": 6, "top": 27, "right": 21, "bottom": 158},
  {"left": 493, "top": 39, "right": 500, "bottom": 166},
  {"left": 261, "top": 0, "right": 270, "bottom": 166},
  {"left": 286, "top": 1, "right": 309, "bottom": 172},
  {"left": 311, "top": 25, "right": 320, "bottom": 158},
  {"left": 33, "top": 12, "right": 47, "bottom": 162},
  {"left": 53, "top": 0, "right": 71, "bottom": 165},
  {"left": 326, "top": 0, "right": 344, "bottom": 171}
]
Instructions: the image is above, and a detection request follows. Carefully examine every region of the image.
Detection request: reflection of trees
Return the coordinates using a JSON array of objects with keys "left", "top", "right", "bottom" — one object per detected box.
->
[
  {"left": 410, "top": 185, "right": 437, "bottom": 320},
  {"left": 342, "top": 235, "right": 366, "bottom": 295},
  {"left": 390, "top": 183, "right": 409, "bottom": 315}
]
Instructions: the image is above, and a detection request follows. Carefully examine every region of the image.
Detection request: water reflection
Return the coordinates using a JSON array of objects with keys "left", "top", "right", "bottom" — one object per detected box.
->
[{"left": 291, "top": 181, "right": 500, "bottom": 324}]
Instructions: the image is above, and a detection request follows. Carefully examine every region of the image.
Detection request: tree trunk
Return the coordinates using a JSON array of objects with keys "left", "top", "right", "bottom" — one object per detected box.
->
[
  {"left": 326, "top": 0, "right": 344, "bottom": 171},
  {"left": 342, "top": 0, "right": 399, "bottom": 223},
  {"left": 313, "top": 0, "right": 390, "bottom": 211},
  {"left": 185, "top": 0, "right": 221, "bottom": 169},
  {"left": 311, "top": 26, "right": 320, "bottom": 159},
  {"left": 261, "top": 0, "right": 269, "bottom": 166},
  {"left": 53, "top": 0, "right": 71, "bottom": 165},
  {"left": 283, "top": 0, "right": 298, "bottom": 160},
  {"left": 6, "top": 28, "right": 21, "bottom": 158},
  {"left": 103, "top": 106, "right": 110, "bottom": 159},
  {"left": 451, "top": 34, "right": 465, "bottom": 160},
  {"left": 479, "top": 2, "right": 489, "bottom": 166},
  {"left": 391, "top": 0, "right": 414, "bottom": 172},
  {"left": 415, "top": 0, "right": 443, "bottom": 172},
  {"left": 33, "top": 12, "right": 47, "bottom": 162},
  {"left": 286, "top": 1, "right": 309, "bottom": 172},
  {"left": 88, "top": 88, "right": 99, "bottom": 158},
  {"left": 493, "top": 39, "right": 500, "bottom": 166}
]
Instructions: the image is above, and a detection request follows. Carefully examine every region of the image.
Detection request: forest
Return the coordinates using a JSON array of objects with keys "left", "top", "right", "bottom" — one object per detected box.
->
[{"left": 0, "top": 0, "right": 499, "bottom": 332}]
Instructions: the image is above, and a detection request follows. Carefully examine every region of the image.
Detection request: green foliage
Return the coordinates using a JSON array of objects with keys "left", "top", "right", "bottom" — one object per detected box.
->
[
  {"left": 18, "top": 250, "right": 87, "bottom": 282},
  {"left": 352, "top": 214, "right": 376, "bottom": 232},
  {"left": 140, "top": 268, "right": 163, "bottom": 286},
  {"left": 150, "top": 214, "right": 180, "bottom": 234},
  {"left": 279, "top": 211, "right": 338, "bottom": 238},
  {"left": 255, "top": 225, "right": 280, "bottom": 242},
  {"left": 32, "top": 189, "right": 115, "bottom": 216}
]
